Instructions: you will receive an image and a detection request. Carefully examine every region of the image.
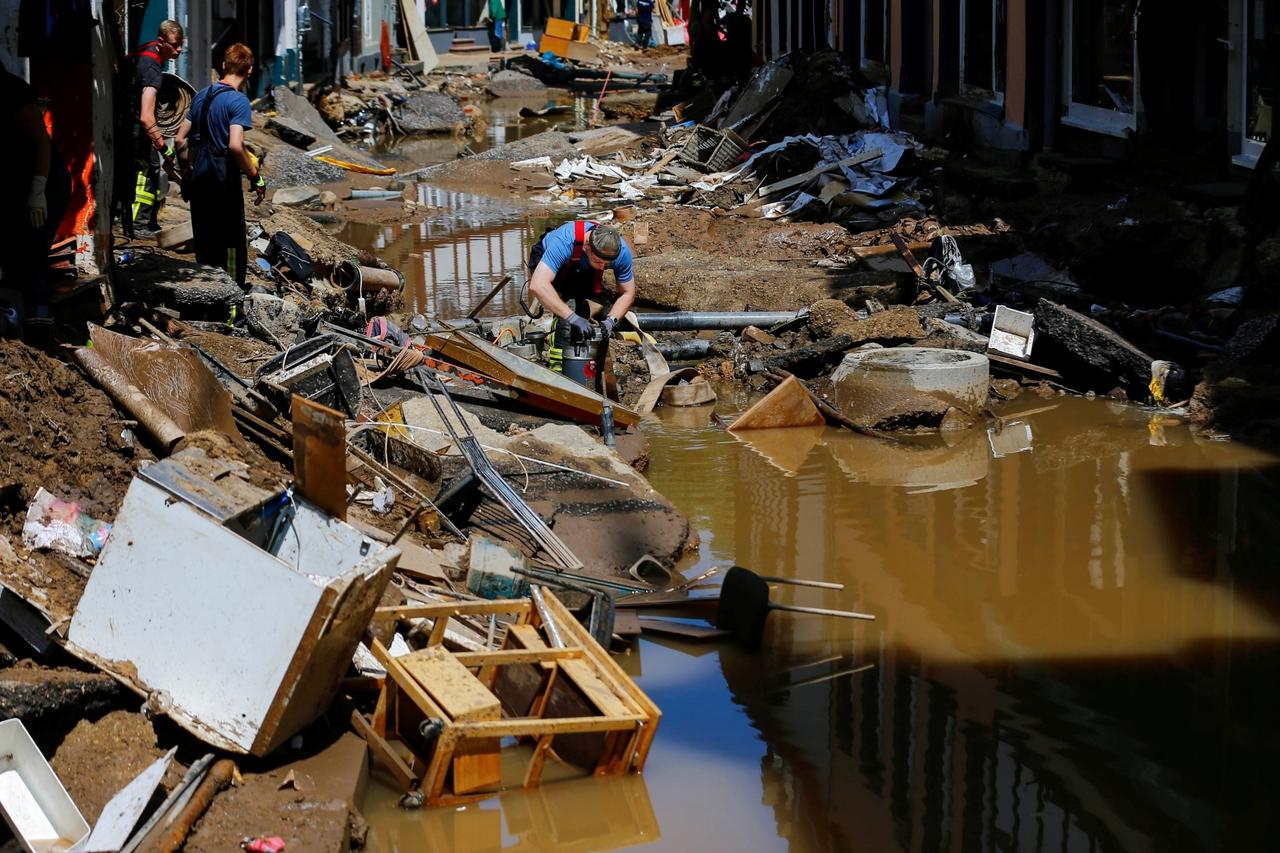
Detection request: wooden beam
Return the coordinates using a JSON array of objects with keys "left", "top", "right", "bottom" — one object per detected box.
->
[
  {"left": 453, "top": 715, "right": 645, "bottom": 737},
  {"left": 351, "top": 710, "right": 420, "bottom": 791},
  {"left": 374, "top": 600, "right": 532, "bottom": 622},
  {"left": 454, "top": 648, "right": 586, "bottom": 667},
  {"left": 758, "top": 149, "right": 883, "bottom": 198}
]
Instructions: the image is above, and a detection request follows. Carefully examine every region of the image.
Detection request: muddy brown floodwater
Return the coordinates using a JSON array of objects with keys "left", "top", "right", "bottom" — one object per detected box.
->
[{"left": 359, "top": 379, "right": 1280, "bottom": 852}]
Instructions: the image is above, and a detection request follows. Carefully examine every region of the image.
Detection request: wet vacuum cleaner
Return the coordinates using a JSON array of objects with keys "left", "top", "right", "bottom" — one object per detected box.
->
[{"left": 715, "top": 566, "right": 876, "bottom": 650}]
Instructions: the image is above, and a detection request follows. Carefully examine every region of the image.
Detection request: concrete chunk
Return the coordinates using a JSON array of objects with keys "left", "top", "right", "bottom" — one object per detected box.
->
[{"left": 1033, "top": 299, "right": 1153, "bottom": 395}]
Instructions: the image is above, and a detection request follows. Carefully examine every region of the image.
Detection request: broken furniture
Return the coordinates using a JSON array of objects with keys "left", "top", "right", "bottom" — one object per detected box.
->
[
  {"left": 716, "top": 566, "right": 875, "bottom": 649},
  {"left": 359, "top": 592, "right": 659, "bottom": 805},
  {"left": 66, "top": 452, "right": 400, "bottom": 755},
  {"left": 257, "top": 334, "right": 363, "bottom": 418},
  {"left": 425, "top": 329, "right": 640, "bottom": 428}
]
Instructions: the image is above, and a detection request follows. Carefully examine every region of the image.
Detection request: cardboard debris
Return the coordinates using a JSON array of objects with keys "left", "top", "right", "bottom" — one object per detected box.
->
[{"left": 728, "top": 376, "right": 827, "bottom": 431}]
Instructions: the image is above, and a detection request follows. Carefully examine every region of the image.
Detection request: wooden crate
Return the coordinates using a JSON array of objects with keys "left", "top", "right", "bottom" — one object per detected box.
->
[
  {"left": 360, "top": 593, "right": 660, "bottom": 805},
  {"left": 544, "top": 17, "right": 576, "bottom": 39}
]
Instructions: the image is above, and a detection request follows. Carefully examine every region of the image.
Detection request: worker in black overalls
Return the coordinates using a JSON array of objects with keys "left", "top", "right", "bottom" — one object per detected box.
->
[
  {"left": 526, "top": 220, "right": 637, "bottom": 369},
  {"left": 174, "top": 43, "right": 266, "bottom": 290},
  {"left": 130, "top": 20, "right": 184, "bottom": 235}
]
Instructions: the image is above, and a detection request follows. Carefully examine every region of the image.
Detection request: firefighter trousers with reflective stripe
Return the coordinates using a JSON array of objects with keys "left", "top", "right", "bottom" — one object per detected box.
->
[{"left": 131, "top": 149, "right": 162, "bottom": 228}]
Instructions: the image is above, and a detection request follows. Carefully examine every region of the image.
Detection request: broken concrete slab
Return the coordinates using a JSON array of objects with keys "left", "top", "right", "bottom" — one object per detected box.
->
[
  {"left": 396, "top": 91, "right": 466, "bottom": 134},
  {"left": 270, "top": 85, "right": 387, "bottom": 171},
  {"left": 487, "top": 69, "right": 550, "bottom": 97},
  {"left": 265, "top": 115, "right": 318, "bottom": 149},
  {"left": 271, "top": 185, "right": 321, "bottom": 207},
  {"left": 122, "top": 259, "right": 244, "bottom": 320},
  {"left": 1033, "top": 299, "right": 1155, "bottom": 396}
]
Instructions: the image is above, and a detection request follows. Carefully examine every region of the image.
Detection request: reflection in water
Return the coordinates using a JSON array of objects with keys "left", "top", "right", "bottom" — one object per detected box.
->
[
  {"left": 340, "top": 197, "right": 571, "bottom": 321},
  {"left": 360, "top": 389, "right": 1280, "bottom": 852},
  {"left": 364, "top": 772, "right": 659, "bottom": 852},
  {"left": 642, "top": 395, "right": 1280, "bottom": 853}
]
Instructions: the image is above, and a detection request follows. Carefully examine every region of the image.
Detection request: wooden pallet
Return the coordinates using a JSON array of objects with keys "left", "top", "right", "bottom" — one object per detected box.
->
[{"left": 360, "top": 592, "right": 660, "bottom": 805}]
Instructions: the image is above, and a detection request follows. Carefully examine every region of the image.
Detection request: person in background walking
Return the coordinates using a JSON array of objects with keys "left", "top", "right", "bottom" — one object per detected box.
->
[
  {"left": 487, "top": 0, "right": 507, "bottom": 53},
  {"left": 636, "top": 0, "right": 655, "bottom": 48},
  {"left": 131, "top": 19, "right": 183, "bottom": 235},
  {"left": 174, "top": 43, "right": 266, "bottom": 290}
]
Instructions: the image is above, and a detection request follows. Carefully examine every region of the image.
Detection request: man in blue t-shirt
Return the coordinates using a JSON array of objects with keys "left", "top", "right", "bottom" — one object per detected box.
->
[
  {"left": 527, "top": 220, "right": 636, "bottom": 344},
  {"left": 175, "top": 43, "right": 265, "bottom": 289}
]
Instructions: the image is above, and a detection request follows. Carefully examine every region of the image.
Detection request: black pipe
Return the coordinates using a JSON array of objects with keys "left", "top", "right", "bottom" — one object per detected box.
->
[{"left": 635, "top": 311, "right": 803, "bottom": 331}]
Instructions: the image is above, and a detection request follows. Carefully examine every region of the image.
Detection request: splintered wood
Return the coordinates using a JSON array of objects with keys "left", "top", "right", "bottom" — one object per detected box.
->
[{"left": 358, "top": 592, "right": 660, "bottom": 805}]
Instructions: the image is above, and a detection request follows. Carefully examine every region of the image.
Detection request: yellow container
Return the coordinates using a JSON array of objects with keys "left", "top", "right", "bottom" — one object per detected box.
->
[{"left": 544, "top": 17, "right": 576, "bottom": 39}]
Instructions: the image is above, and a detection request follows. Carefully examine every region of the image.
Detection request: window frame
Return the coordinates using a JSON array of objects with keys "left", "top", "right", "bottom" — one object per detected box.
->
[
  {"left": 959, "top": 0, "right": 1006, "bottom": 105},
  {"left": 1061, "top": 0, "right": 1140, "bottom": 138}
]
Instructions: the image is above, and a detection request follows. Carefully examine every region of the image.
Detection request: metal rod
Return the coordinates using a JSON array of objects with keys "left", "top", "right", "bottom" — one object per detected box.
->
[
  {"left": 415, "top": 369, "right": 582, "bottom": 569},
  {"left": 466, "top": 274, "right": 513, "bottom": 320},
  {"left": 530, "top": 586, "right": 566, "bottom": 648},
  {"left": 769, "top": 663, "right": 876, "bottom": 694},
  {"left": 768, "top": 602, "right": 876, "bottom": 621},
  {"left": 758, "top": 575, "right": 845, "bottom": 590},
  {"left": 120, "top": 754, "right": 216, "bottom": 853},
  {"left": 634, "top": 311, "right": 803, "bottom": 331}
]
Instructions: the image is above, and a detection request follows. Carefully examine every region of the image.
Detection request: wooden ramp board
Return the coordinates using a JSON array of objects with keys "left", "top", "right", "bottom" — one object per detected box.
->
[
  {"left": 728, "top": 375, "right": 826, "bottom": 431},
  {"left": 427, "top": 330, "right": 640, "bottom": 426},
  {"left": 398, "top": 0, "right": 439, "bottom": 72},
  {"left": 638, "top": 617, "right": 730, "bottom": 641}
]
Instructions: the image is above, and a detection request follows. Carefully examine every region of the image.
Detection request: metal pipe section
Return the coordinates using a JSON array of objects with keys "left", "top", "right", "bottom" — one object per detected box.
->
[
  {"left": 331, "top": 259, "right": 405, "bottom": 294},
  {"left": 656, "top": 340, "right": 712, "bottom": 361},
  {"left": 634, "top": 311, "right": 803, "bottom": 331}
]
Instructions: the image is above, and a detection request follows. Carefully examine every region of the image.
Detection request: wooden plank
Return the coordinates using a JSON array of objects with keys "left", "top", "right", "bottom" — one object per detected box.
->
[
  {"left": 398, "top": 0, "right": 439, "bottom": 72},
  {"left": 728, "top": 376, "right": 826, "bottom": 431},
  {"left": 351, "top": 711, "right": 419, "bottom": 791},
  {"left": 426, "top": 331, "right": 640, "bottom": 426},
  {"left": 374, "top": 600, "right": 531, "bottom": 622},
  {"left": 758, "top": 149, "right": 883, "bottom": 198},
  {"left": 613, "top": 610, "right": 642, "bottom": 637},
  {"left": 523, "top": 734, "right": 555, "bottom": 788},
  {"left": 453, "top": 715, "right": 645, "bottom": 737},
  {"left": 400, "top": 646, "right": 501, "bottom": 796},
  {"left": 639, "top": 617, "right": 731, "bottom": 641},
  {"left": 399, "top": 647, "right": 501, "bottom": 723},
  {"left": 454, "top": 648, "right": 585, "bottom": 667},
  {"left": 557, "top": 659, "right": 630, "bottom": 719},
  {"left": 291, "top": 396, "right": 347, "bottom": 519},
  {"left": 540, "top": 592, "right": 662, "bottom": 771},
  {"left": 850, "top": 240, "right": 932, "bottom": 260}
]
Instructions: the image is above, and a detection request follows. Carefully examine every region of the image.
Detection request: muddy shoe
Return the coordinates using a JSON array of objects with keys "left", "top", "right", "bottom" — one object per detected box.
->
[{"left": 0, "top": 289, "right": 23, "bottom": 339}]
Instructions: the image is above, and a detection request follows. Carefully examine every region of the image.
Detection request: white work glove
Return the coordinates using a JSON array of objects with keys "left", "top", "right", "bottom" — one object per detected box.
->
[{"left": 28, "top": 176, "right": 47, "bottom": 229}]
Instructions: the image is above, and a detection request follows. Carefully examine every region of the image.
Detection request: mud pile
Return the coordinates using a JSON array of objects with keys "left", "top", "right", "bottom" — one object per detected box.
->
[{"left": 0, "top": 340, "right": 145, "bottom": 530}]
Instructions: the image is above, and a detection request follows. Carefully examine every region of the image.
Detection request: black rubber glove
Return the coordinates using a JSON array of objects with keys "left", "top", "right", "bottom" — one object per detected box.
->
[
  {"left": 600, "top": 316, "right": 618, "bottom": 337},
  {"left": 566, "top": 313, "right": 593, "bottom": 341}
]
